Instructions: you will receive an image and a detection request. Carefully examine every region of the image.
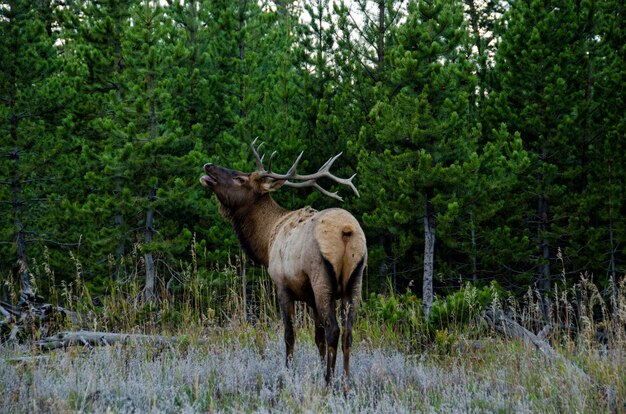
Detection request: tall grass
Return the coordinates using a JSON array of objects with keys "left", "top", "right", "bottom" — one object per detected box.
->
[{"left": 2, "top": 242, "right": 625, "bottom": 412}]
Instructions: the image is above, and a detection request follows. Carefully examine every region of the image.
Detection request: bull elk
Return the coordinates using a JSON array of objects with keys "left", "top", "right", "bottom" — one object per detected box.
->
[{"left": 200, "top": 139, "right": 367, "bottom": 383}]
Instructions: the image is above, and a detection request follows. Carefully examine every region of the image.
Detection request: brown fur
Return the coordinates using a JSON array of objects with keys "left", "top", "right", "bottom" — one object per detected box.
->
[{"left": 201, "top": 161, "right": 367, "bottom": 384}]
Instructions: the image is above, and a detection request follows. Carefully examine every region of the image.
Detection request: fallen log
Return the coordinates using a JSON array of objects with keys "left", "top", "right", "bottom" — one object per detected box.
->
[
  {"left": 2, "top": 296, "right": 209, "bottom": 351},
  {"left": 34, "top": 330, "right": 208, "bottom": 350},
  {"left": 483, "top": 307, "right": 592, "bottom": 384}
]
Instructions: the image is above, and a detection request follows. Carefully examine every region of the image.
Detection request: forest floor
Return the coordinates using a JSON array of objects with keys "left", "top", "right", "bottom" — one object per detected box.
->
[{"left": 1, "top": 320, "right": 624, "bottom": 413}]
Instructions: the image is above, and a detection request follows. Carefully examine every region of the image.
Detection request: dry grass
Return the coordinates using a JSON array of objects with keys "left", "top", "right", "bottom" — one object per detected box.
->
[
  {"left": 1, "top": 304, "right": 624, "bottom": 414},
  {"left": 1, "top": 324, "right": 622, "bottom": 413},
  {"left": 2, "top": 249, "right": 625, "bottom": 413}
]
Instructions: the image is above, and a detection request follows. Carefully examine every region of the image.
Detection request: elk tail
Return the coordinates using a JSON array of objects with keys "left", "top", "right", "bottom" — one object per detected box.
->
[{"left": 340, "top": 224, "right": 366, "bottom": 293}]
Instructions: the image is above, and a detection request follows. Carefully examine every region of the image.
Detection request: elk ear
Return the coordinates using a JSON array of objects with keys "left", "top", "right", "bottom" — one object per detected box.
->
[{"left": 259, "top": 176, "right": 286, "bottom": 193}]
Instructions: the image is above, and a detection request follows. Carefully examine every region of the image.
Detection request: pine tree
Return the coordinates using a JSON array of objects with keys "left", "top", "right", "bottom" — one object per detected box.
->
[
  {"left": 299, "top": 0, "right": 340, "bottom": 173},
  {"left": 334, "top": 0, "right": 404, "bottom": 291},
  {"left": 487, "top": 0, "right": 618, "bottom": 291},
  {"left": 357, "top": 0, "right": 477, "bottom": 316},
  {"left": 114, "top": 0, "right": 186, "bottom": 299},
  {"left": 463, "top": 0, "right": 508, "bottom": 113},
  {"left": 583, "top": 0, "right": 625, "bottom": 298},
  {"left": 0, "top": 0, "right": 83, "bottom": 297},
  {"left": 74, "top": 0, "right": 134, "bottom": 284}
]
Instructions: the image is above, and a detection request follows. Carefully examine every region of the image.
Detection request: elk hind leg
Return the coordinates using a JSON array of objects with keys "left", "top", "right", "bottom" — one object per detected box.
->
[
  {"left": 315, "top": 293, "right": 339, "bottom": 383},
  {"left": 312, "top": 309, "right": 326, "bottom": 362},
  {"left": 319, "top": 258, "right": 340, "bottom": 383},
  {"left": 342, "top": 257, "right": 364, "bottom": 382},
  {"left": 341, "top": 297, "right": 356, "bottom": 380}
]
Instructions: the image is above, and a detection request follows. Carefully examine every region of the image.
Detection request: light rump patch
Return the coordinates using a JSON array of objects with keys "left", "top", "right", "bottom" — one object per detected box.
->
[{"left": 314, "top": 209, "right": 367, "bottom": 293}]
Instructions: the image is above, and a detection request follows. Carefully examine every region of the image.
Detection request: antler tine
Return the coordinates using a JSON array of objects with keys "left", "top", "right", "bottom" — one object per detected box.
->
[
  {"left": 329, "top": 173, "right": 359, "bottom": 198},
  {"left": 267, "top": 151, "right": 278, "bottom": 173},
  {"left": 286, "top": 151, "right": 304, "bottom": 176},
  {"left": 317, "top": 152, "right": 343, "bottom": 174},
  {"left": 251, "top": 138, "right": 266, "bottom": 171}
]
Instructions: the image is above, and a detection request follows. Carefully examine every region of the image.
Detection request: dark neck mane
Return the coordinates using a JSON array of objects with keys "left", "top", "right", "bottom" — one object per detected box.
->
[{"left": 220, "top": 195, "right": 288, "bottom": 267}]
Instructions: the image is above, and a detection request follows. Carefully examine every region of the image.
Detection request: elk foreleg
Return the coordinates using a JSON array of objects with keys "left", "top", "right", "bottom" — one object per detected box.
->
[{"left": 277, "top": 287, "right": 295, "bottom": 367}]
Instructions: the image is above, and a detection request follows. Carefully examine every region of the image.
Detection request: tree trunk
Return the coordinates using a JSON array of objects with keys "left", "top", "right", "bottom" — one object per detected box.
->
[
  {"left": 188, "top": 0, "right": 198, "bottom": 126},
  {"left": 238, "top": 0, "right": 248, "bottom": 126},
  {"left": 34, "top": 330, "right": 208, "bottom": 351},
  {"left": 9, "top": 117, "right": 32, "bottom": 299},
  {"left": 376, "top": 0, "right": 385, "bottom": 71},
  {"left": 7, "top": 18, "right": 32, "bottom": 298},
  {"left": 470, "top": 211, "right": 477, "bottom": 284},
  {"left": 423, "top": 190, "right": 435, "bottom": 318},
  {"left": 113, "top": 176, "right": 125, "bottom": 280},
  {"left": 608, "top": 176, "right": 618, "bottom": 332},
  {"left": 465, "top": 0, "right": 486, "bottom": 106},
  {"left": 538, "top": 195, "right": 550, "bottom": 292},
  {"left": 483, "top": 307, "right": 591, "bottom": 384},
  {"left": 143, "top": 65, "right": 158, "bottom": 300},
  {"left": 241, "top": 250, "right": 247, "bottom": 320},
  {"left": 143, "top": 205, "right": 156, "bottom": 300}
]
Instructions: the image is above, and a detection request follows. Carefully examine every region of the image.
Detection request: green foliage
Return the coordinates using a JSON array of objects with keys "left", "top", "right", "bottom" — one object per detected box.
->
[
  {"left": 486, "top": 0, "right": 626, "bottom": 290},
  {"left": 428, "top": 281, "right": 504, "bottom": 331},
  {"left": 362, "top": 280, "right": 505, "bottom": 345},
  {"left": 363, "top": 286, "right": 423, "bottom": 328},
  {"left": 0, "top": 0, "right": 624, "bottom": 323}
]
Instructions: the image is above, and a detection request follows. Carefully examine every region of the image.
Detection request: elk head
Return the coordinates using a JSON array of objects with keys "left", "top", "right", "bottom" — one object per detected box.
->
[{"left": 200, "top": 138, "right": 359, "bottom": 205}]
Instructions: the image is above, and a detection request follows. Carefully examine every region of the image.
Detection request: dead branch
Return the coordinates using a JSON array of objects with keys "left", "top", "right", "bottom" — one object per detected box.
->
[
  {"left": 483, "top": 307, "right": 592, "bottom": 384},
  {"left": 1, "top": 298, "right": 76, "bottom": 344}
]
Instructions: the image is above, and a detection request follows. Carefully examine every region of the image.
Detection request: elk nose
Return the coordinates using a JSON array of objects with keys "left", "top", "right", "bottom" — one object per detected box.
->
[{"left": 204, "top": 163, "right": 213, "bottom": 173}]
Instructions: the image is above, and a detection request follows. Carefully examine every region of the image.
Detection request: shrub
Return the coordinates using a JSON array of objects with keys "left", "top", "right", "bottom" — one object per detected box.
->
[{"left": 428, "top": 281, "right": 504, "bottom": 332}]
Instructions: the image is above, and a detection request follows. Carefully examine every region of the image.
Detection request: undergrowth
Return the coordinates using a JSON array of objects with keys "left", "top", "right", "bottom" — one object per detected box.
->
[{"left": 1, "top": 245, "right": 625, "bottom": 413}]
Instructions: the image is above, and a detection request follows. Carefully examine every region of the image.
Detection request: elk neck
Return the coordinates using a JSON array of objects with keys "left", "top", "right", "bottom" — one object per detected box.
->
[{"left": 222, "top": 194, "right": 289, "bottom": 267}]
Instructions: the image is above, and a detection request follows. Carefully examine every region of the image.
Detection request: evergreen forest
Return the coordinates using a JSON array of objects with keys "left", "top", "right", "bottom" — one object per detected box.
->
[{"left": 1, "top": 0, "right": 625, "bottom": 316}]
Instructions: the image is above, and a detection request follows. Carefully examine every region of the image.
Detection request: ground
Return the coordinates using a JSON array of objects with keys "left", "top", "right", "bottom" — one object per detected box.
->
[{"left": 1, "top": 322, "right": 620, "bottom": 413}]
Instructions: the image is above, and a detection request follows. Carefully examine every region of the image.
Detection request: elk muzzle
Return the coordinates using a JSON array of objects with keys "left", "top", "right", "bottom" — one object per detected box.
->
[{"left": 200, "top": 163, "right": 217, "bottom": 187}]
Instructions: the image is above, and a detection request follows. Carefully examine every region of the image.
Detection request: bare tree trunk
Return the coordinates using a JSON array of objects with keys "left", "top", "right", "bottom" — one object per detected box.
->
[
  {"left": 608, "top": 173, "right": 618, "bottom": 333},
  {"left": 470, "top": 211, "right": 477, "bottom": 284},
  {"left": 143, "top": 205, "right": 156, "bottom": 300},
  {"left": 240, "top": 250, "right": 247, "bottom": 320},
  {"left": 465, "top": 0, "right": 487, "bottom": 106},
  {"left": 34, "top": 330, "right": 208, "bottom": 351},
  {"left": 143, "top": 65, "right": 158, "bottom": 300},
  {"left": 377, "top": 0, "right": 385, "bottom": 70},
  {"left": 423, "top": 190, "right": 435, "bottom": 318},
  {"left": 9, "top": 117, "right": 32, "bottom": 299},
  {"left": 113, "top": 176, "right": 125, "bottom": 280},
  {"left": 188, "top": 0, "right": 198, "bottom": 126},
  {"left": 537, "top": 193, "right": 550, "bottom": 292}
]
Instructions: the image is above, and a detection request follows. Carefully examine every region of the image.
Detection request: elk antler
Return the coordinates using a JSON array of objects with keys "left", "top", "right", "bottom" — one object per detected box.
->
[{"left": 251, "top": 138, "right": 359, "bottom": 202}]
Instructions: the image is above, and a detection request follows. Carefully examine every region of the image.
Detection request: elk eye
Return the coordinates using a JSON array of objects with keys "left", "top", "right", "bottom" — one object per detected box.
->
[{"left": 233, "top": 176, "right": 247, "bottom": 185}]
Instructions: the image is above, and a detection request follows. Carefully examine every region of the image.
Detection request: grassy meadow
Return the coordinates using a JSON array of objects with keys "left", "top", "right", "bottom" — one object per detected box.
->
[{"left": 1, "top": 263, "right": 625, "bottom": 413}]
